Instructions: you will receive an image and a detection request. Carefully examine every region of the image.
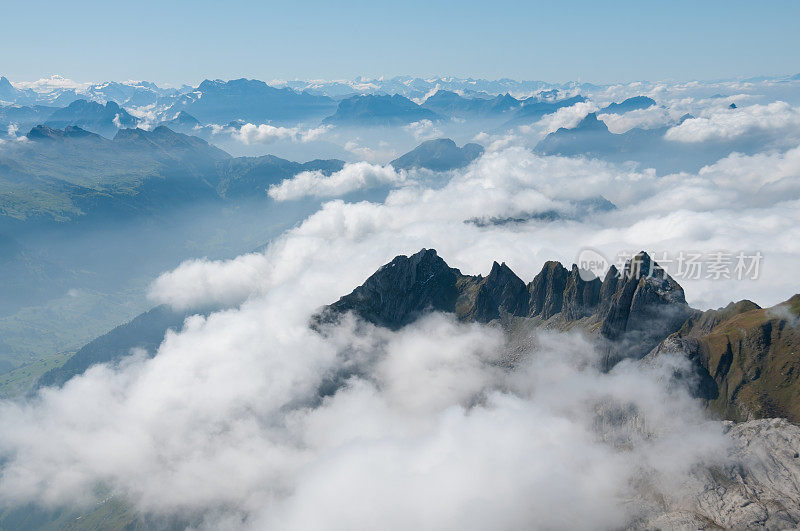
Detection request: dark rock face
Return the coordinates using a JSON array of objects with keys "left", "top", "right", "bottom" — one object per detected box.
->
[
  {"left": 601, "top": 252, "right": 687, "bottom": 336},
  {"left": 600, "top": 252, "right": 691, "bottom": 360},
  {"left": 598, "top": 265, "right": 621, "bottom": 314},
  {"left": 321, "top": 249, "right": 461, "bottom": 329},
  {"left": 465, "top": 261, "right": 529, "bottom": 322},
  {"left": 527, "top": 261, "right": 569, "bottom": 319},
  {"left": 319, "top": 249, "right": 690, "bottom": 363},
  {"left": 562, "top": 266, "right": 602, "bottom": 320},
  {"left": 526, "top": 261, "right": 602, "bottom": 321}
]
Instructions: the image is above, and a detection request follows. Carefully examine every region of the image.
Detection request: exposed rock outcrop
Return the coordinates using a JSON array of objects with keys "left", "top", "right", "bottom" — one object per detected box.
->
[
  {"left": 463, "top": 261, "right": 529, "bottom": 322},
  {"left": 319, "top": 249, "right": 461, "bottom": 330},
  {"left": 318, "top": 248, "right": 690, "bottom": 362},
  {"left": 636, "top": 418, "right": 800, "bottom": 529},
  {"left": 527, "top": 261, "right": 569, "bottom": 319}
]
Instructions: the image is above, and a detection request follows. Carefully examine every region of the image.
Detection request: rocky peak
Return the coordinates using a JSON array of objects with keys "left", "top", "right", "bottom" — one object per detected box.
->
[
  {"left": 601, "top": 252, "right": 691, "bottom": 359},
  {"left": 561, "top": 265, "right": 602, "bottom": 320},
  {"left": 318, "top": 249, "right": 693, "bottom": 363},
  {"left": 172, "top": 111, "right": 200, "bottom": 126},
  {"left": 527, "top": 261, "right": 570, "bottom": 319},
  {"left": 598, "top": 265, "right": 621, "bottom": 312},
  {"left": 320, "top": 249, "right": 461, "bottom": 329},
  {"left": 573, "top": 113, "right": 609, "bottom": 132},
  {"left": 465, "top": 261, "right": 529, "bottom": 322}
]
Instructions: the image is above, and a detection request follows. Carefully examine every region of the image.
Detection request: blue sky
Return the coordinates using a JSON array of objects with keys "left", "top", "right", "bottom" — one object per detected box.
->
[{"left": 2, "top": 0, "right": 799, "bottom": 86}]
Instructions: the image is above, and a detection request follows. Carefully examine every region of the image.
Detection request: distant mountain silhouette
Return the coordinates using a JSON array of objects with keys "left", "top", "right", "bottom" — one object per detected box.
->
[
  {"left": 535, "top": 112, "right": 762, "bottom": 173},
  {"left": 0, "top": 126, "right": 229, "bottom": 226},
  {"left": 599, "top": 96, "right": 655, "bottom": 114},
  {"left": 390, "top": 138, "right": 484, "bottom": 171},
  {"left": 0, "top": 105, "right": 57, "bottom": 136},
  {"left": 35, "top": 306, "right": 191, "bottom": 389},
  {"left": 165, "top": 78, "right": 336, "bottom": 125},
  {"left": 502, "top": 95, "right": 587, "bottom": 127},
  {"left": 162, "top": 110, "right": 201, "bottom": 132},
  {"left": 44, "top": 99, "right": 138, "bottom": 137},
  {"left": 217, "top": 155, "right": 344, "bottom": 199},
  {"left": 323, "top": 94, "right": 442, "bottom": 126},
  {"left": 0, "top": 126, "right": 345, "bottom": 227},
  {"left": 421, "top": 90, "right": 521, "bottom": 118},
  {"left": 0, "top": 76, "right": 38, "bottom": 105}
]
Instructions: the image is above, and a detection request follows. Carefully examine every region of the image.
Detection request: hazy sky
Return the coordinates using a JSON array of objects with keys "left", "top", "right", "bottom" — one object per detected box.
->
[{"left": 2, "top": 0, "right": 799, "bottom": 86}]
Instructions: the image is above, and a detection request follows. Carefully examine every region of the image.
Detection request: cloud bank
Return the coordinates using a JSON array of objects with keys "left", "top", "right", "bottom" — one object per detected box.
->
[
  {"left": 665, "top": 101, "right": 800, "bottom": 143},
  {"left": 268, "top": 162, "right": 405, "bottom": 201},
  {"left": 0, "top": 304, "right": 725, "bottom": 530},
  {"left": 231, "top": 123, "right": 332, "bottom": 145}
]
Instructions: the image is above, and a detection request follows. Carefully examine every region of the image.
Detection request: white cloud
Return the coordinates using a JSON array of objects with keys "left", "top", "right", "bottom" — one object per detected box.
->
[
  {"left": 268, "top": 162, "right": 405, "bottom": 201},
  {"left": 664, "top": 101, "right": 800, "bottom": 142},
  {"left": 532, "top": 101, "right": 599, "bottom": 136},
  {"left": 403, "top": 119, "right": 442, "bottom": 141},
  {"left": 231, "top": 123, "right": 332, "bottom": 145},
  {"left": 0, "top": 305, "right": 725, "bottom": 529},
  {"left": 344, "top": 140, "right": 399, "bottom": 162},
  {"left": 598, "top": 106, "right": 676, "bottom": 133},
  {"left": 148, "top": 253, "right": 271, "bottom": 310},
  {"left": 125, "top": 104, "right": 160, "bottom": 130}
]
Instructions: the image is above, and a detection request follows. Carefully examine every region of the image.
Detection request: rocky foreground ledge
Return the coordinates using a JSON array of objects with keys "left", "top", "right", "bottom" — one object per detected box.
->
[{"left": 630, "top": 418, "right": 800, "bottom": 529}]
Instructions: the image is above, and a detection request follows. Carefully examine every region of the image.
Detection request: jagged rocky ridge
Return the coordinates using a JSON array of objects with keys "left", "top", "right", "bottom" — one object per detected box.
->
[
  {"left": 318, "top": 248, "right": 692, "bottom": 362},
  {"left": 318, "top": 248, "right": 800, "bottom": 423}
]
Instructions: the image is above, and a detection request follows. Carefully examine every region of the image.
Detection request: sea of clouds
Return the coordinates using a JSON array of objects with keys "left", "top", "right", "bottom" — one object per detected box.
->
[{"left": 0, "top": 77, "right": 799, "bottom": 529}]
